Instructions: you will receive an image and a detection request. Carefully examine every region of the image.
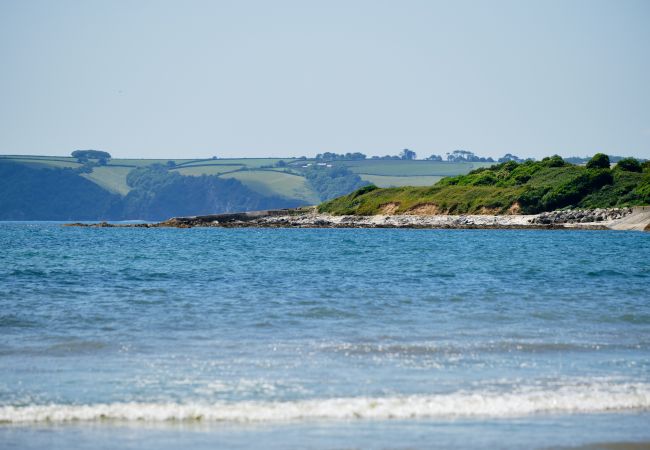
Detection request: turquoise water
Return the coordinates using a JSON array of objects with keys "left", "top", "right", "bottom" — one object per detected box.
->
[{"left": 1, "top": 223, "right": 650, "bottom": 449}]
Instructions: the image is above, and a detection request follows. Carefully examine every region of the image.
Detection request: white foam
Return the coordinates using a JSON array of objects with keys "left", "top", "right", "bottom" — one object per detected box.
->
[{"left": 2, "top": 382, "right": 649, "bottom": 424}]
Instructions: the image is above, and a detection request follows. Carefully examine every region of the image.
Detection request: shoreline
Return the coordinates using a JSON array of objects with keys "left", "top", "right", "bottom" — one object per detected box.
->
[{"left": 65, "top": 206, "right": 650, "bottom": 231}]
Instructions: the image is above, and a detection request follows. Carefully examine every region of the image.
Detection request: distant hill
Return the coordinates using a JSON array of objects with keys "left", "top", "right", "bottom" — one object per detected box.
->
[
  {"left": 319, "top": 155, "right": 650, "bottom": 215},
  {"left": 0, "top": 154, "right": 485, "bottom": 220},
  {"left": 0, "top": 162, "right": 123, "bottom": 220}
]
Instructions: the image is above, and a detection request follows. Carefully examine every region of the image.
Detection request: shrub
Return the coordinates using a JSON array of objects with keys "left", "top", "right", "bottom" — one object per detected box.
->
[
  {"left": 542, "top": 155, "right": 567, "bottom": 168},
  {"left": 351, "top": 184, "right": 378, "bottom": 198},
  {"left": 471, "top": 172, "right": 499, "bottom": 186},
  {"left": 615, "top": 157, "right": 642, "bottom": 172},
  {"left": 586, "top": 153, "right": 610, "bottom": 169},
  {"left": 633, "top": 178, "right": 650, "bottom": 203}
]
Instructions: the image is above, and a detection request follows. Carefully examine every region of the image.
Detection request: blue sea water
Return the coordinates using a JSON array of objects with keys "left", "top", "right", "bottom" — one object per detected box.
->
[{"left": 1, "top": 223, "right": 649, "bottom": 449}]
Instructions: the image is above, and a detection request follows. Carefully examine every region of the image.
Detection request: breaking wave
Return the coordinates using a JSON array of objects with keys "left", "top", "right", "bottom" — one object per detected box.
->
[{"left": 2, "top": 382, "right": 649, "bottom": 424}]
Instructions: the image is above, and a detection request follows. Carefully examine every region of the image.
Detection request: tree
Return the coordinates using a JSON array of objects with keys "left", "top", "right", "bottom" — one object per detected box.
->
[
  {"left": 586, "top": 153, "right": 610, "bottom": 169},
  {"left": 122, "top": 165, "right": 303, "bottom": 219},
  {"left": 315, "top": 152, "right": 366, "bottom": 161},
  {"left": 447, "top": 150, "right": 475, "bottom": 162},
  {"left": 498, "top": 153, "right": 524, "bottom": 163},
  {"left": 426, "top": 154, "right": 443, "bottom": 161},
  {"left": 71, "top": 149, "right": 111, "bottom": 161},
  {"left": 400, "top": 149, "right": 416, "bottom": 160},
  {"left": 304, "top": 166, "right": 370, "bottom": 201}
]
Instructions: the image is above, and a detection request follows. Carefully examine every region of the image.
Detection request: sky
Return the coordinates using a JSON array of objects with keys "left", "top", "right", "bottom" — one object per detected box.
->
[{"left": 0, "top": 0, "right": 649, "bottom": 160}]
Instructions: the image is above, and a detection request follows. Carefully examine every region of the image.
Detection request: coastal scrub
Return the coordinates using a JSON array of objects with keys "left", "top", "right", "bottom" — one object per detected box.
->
[{"left": 319, "top": 155, "right": 650, "bottom": 215}]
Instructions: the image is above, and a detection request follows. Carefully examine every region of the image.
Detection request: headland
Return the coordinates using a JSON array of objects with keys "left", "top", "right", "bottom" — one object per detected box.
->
[{"left": 66, "top": 206, "right": 650, "bottom": 231}]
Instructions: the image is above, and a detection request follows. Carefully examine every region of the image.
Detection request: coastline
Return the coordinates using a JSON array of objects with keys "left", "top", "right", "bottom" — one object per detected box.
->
[{"left": 66, "top": 206, "right": 650, "bottom": 231}]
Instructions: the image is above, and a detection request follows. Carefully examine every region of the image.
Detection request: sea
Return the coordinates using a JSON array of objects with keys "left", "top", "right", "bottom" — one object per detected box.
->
[{"left": 1, "top": 223, "right": 649, "bottom": 449}]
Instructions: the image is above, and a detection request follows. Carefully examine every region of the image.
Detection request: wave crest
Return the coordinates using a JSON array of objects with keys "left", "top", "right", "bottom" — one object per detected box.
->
[{"left": 2, "top": 382, "right": 650, "bottom": 424}]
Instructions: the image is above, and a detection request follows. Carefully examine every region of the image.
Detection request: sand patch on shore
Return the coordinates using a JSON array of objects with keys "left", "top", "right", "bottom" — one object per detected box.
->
[
  {"left": 478, "top": 206, "right": 501, "bottom": 215},
  {"left": 406, "top": 203, "right": 442, "bottom": 215},
  {"left": 380, "top": 203, "right": 400, "bottom": 215},
  {"left": 508, "top": 202, "right": 522, "bottom": 214},
  {"left": 607, "top": 206, "right": 650, "bottom": 231}
]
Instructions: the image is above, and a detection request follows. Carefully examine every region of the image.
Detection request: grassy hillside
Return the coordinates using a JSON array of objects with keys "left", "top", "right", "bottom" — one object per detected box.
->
[
  {"left": 337, "top": 160, "right": 492, "bottom": 176},
  {"left": 359, "top": 174, "right": 444, "bottom": 187},
  {"left": 80, "top": 166, "right": 133, "bottom": 195},
  {"left": 220, "top": 170, "right": 320, "bottom": 204},
  {"left": 0, "top": 156, "right": 83, "bottom": 169},
  {"left": 319, "top": 155, "right": 650, "bottom": 215},
  {"left": 177, "top": 158, "right": 291, "bottom": 168},
  {"left": 172, "top": 165, "right": 245, "bottom": 176}
]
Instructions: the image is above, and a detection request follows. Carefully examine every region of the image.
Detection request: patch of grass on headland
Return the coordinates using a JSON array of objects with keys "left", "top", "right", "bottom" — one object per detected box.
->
[
  {"left": 319, "top": 155, "right": 650, "bottom": 215},
  {"left": 358, "top": 174, "right": 444, "bottom": 187},
  {"left": 319, "top": 184, "right": 522, "bottom": 215},
  {"left": 335, "top": 160, "right": 489, "bottom": 176}
]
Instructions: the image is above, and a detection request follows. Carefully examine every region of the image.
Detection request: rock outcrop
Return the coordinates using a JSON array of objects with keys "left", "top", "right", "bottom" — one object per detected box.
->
[{"left": 529, "top": 208, "right": 633, "bottom": 225}]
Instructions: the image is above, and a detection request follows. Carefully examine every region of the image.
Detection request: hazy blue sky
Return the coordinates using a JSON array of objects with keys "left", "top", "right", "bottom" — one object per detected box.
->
[{"left": 1, "top": 0, "right": 648, "bottom": 159}]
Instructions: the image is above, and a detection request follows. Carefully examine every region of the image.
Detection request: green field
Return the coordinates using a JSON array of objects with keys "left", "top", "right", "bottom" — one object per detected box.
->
[
  {"left": 0, "top": 156, "right": 82, "bottom": 169},
  {"left": 109, "top": 158, "right": 190, "bottom": 167},
  {"left": 337, "top": 160, "right": 490, "bottom": 176},
  {"left": 172, "top": 165, "right": 245, "bottom": 176},
  {"left": 359, "top": 174, "right": 444, "bottom": 187},
  {"left": 1, "top": 155, "right": 487, "bottom": 202},
  {"left": 176, "top": 158, "right": 295, "bottom": 169},
  {"left": 220, "top": 170, "right": 320, "bottom": 204},
  {"left": 81, "top": 166, "right": 133, "bottom": 195},
  {"left": 0, "top": 155, "right": 80, "bottom": 162}
]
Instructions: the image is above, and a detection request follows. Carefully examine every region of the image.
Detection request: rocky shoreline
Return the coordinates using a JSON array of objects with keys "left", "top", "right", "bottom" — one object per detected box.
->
[
  {"left": 529, "top": 208, "right": 633, "bottom": 225},
  {"left": 66, "top": 206, "right": 650, "bottom": 231}
]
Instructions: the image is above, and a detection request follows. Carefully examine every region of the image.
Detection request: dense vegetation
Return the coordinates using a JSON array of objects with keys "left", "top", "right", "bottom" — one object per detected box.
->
[
  {"left": 315, "top": 152, "right": 367, "bottom": 161},
  {"left": 71, "top": 149, "right": 112, "bottom": 161},
  {"left": 319, "top": 155, "right": 650, "bottom": 215},
  {"left": 0, "top": 162, "right": 302, "bottom": 220},
  {"left": 121, "top": 165, "right": 301, "bottom": 220},
  {"left": 304, "top": 166, "right": 370, "bottom": 201},
  {"left": 0, "top": 162, "right": 122, "bottom": 220},
  {"left": 563, "top": 155, "right": 646, "bottom": 165}
]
